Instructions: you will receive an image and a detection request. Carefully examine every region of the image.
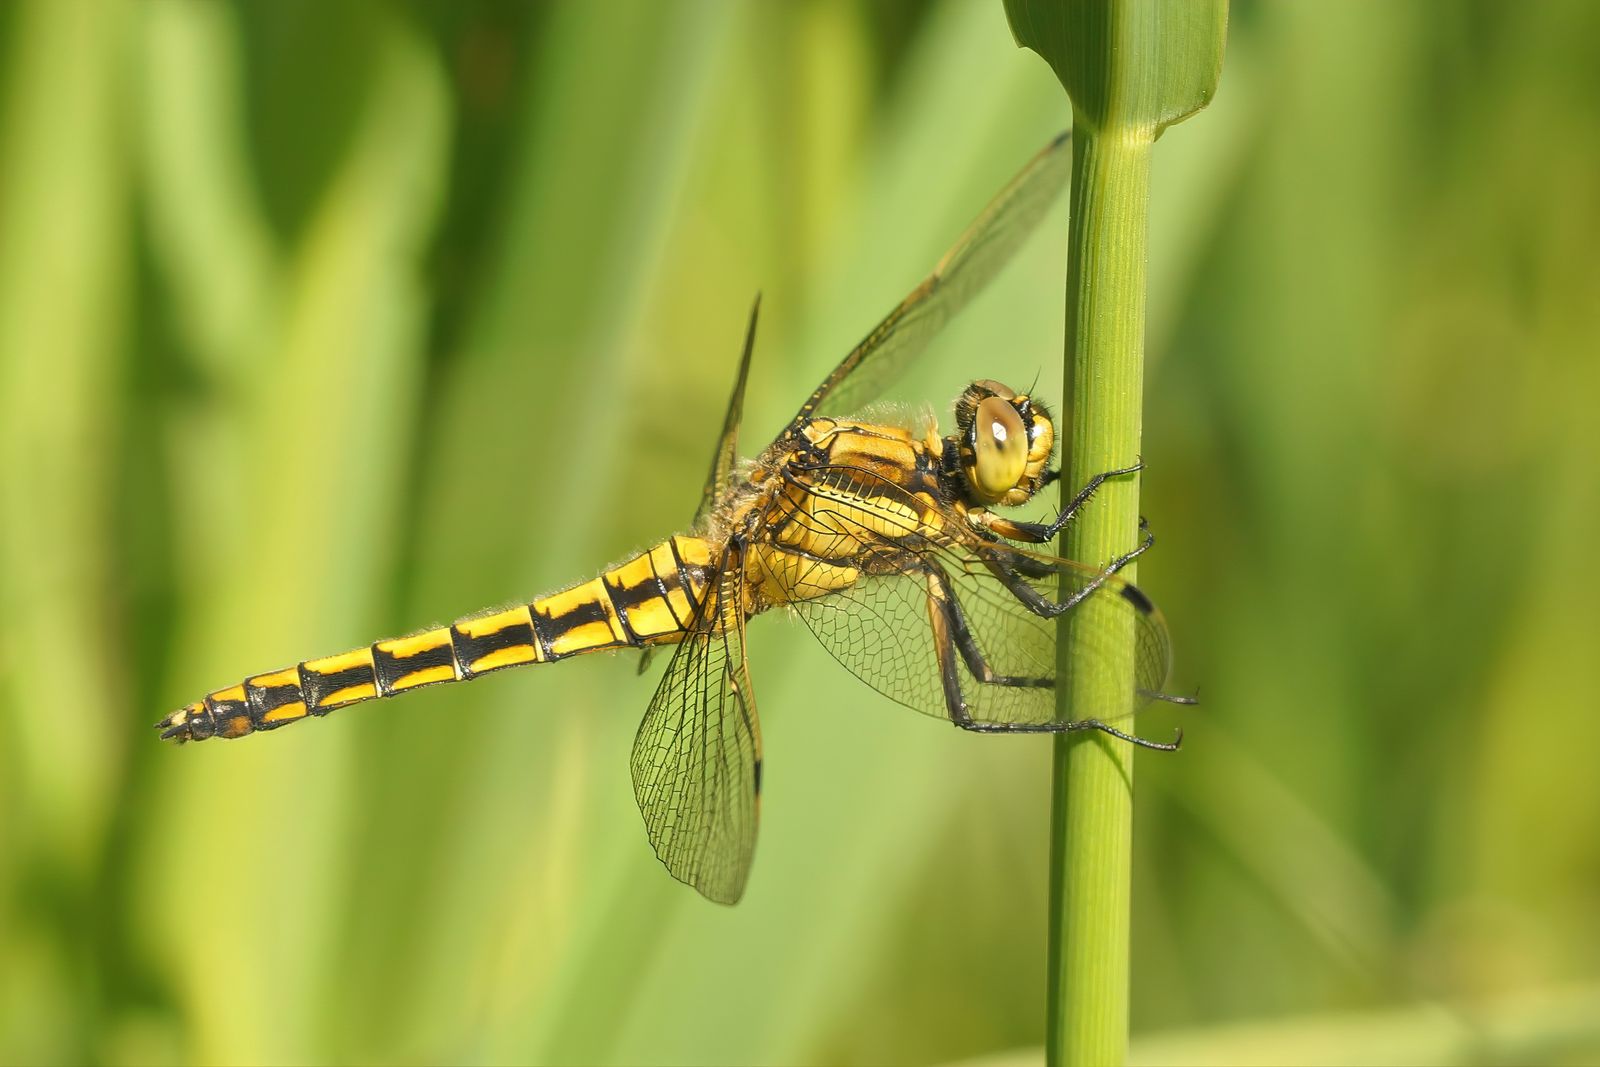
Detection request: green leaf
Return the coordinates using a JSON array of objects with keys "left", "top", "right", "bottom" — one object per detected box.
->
[{"left": 1004, "top": 0, "right": 1227, "bottom": 135}]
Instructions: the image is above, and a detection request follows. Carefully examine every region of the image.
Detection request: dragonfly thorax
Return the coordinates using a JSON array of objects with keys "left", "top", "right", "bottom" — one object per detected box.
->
[{"left": 948, "top": 380, "right": 1055, "bottom": 508}]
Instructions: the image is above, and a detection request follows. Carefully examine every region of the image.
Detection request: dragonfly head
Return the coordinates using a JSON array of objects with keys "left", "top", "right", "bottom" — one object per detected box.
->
[{"left": 951, "top": 380, "right": 1055, "bottom": 507}]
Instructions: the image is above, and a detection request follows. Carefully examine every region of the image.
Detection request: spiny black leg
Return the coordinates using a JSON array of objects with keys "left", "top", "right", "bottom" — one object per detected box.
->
[
  {"left": 1110, "top": 517, "right": 1155, "bottom": 571},
  {"left": 983, "top": 555, "right": 1085, "bottom": 618},
  {"left": 1041, "top": 460, "right": 1145, "bottom": 541},
  {"left": 1139, "top": 688, "right": 1199, "bottom": 706},
  {"left": 925, "top": 574, "right": 975, "bottom": 726},
  {"left": 930, "top": 566, "right": 1052, "bottom": 689},
  {"left": 992, "top": 544, "right": 1058, "bottom": 578},
  {"left": 956, "top": 716, "right": 1183, "bottom": 750},
  {"left": 983, "top": 520, "right": 1156, "bottom": 620},
  {"left": 1079, "top": 719, "right": 1183, "bottom": 751},
  {"left": 979, "top": 461, "right": 1144, "bottom": 545},
  {"left": 918, "top": 563, "right": 1181, "bottom": 750},
  {"left": 982, "top": 516, "right": 1151, "bottom": 588},
  {"left": 922, "top": 565, "right": 1055, "bottom": 732}
]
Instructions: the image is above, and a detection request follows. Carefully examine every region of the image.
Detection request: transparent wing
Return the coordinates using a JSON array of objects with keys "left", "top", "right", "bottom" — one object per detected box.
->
[
  {"left": 774, "top": 468, "right": 1174, "bottom": 731},
  {"left": 790, "top": 131, "right": 1072, "bottom": 424},
  {"left": 694, "top": 295, "right": 760, "bottom": 528},
  {"left": 630, "top": 554, "right": 762, "bottom": 904}
]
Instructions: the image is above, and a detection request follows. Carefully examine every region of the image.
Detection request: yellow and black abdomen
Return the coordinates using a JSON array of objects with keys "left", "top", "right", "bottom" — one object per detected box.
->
[{"left": 158, "top": 535, "right": 714, "bottom": 743}]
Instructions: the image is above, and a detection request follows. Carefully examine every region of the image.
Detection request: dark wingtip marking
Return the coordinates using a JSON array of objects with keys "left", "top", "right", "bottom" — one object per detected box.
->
[
  {"left": 753, "top": 758, "right": 763, "bottom": 795},
  {"left": 1119, "top": 583, "right": 1155, "bottom": 615}
]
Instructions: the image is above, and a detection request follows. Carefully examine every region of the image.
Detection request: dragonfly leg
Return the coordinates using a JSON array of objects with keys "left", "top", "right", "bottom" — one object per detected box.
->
[
  {"left": 955, "top": 715, "right": 1183, "bottom": 750},
  {"left": 1140, "top": 687, "right": 1199, "bottom": 706},
  {"left": 923, "top": 562, "right": 1056, "bottom": 729},
  {"left": 984, "top": 521, "right": 1154, "bottom": 619},
  {"left": 927, "top": 574, "right": 971, "bottom": 723},
  {"left": 975, "top": 461, "right": 1144, "bottom": 544},
  {"left": 924, "top": 565, "right": 1051, "bottom": 689},
  {"left": 1040, "top": 460, "right": 1144, "bottom": 540}
]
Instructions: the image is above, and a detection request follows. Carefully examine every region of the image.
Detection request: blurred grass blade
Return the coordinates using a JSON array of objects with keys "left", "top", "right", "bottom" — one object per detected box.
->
[
  {"left": 137, "top": 0, "right": 280, "bottom": 379},
  {"left": 1001, "top": 1, "right": 1227, "bottom": 1065},
  {"left": 11, "top": 2, "right": 1600, "bottom": 1064},
  {"left": 140, "top": 9, "right": 449, "bottom": 1060},
  {"left": 0, "top": 0, "right": 127, "bottom": 866},
  {"left": 1131, "top": 984, "right": 1600, "bottom": 1067},
  {"left": 954, "top": 985, "right": 1600, "bottom": 1067}
]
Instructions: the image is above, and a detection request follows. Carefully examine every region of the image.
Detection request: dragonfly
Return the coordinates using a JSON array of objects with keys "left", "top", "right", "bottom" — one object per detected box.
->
[{"left": 158, "top": 131, "right": 1191, "bottom": 904}]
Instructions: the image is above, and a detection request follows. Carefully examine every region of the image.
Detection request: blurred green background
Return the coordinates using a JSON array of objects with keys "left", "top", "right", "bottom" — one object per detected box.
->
[{"left": 2, "top": 1, "right": 1599, "bottom": 1064}]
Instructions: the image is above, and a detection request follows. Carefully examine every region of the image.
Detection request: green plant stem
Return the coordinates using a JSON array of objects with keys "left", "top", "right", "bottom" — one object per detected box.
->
[
  {"left": 1046, "top": 125, "right": 1155, "bottom": 1067},
  {"left": 1008, "top": 3, "right": 1226, "bottom": 1059}
]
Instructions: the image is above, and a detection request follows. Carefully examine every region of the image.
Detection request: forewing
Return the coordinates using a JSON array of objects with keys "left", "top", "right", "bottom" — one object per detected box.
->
[
  {"left": 630, "top": 558, "right": 761, "bottom": 904},
  {"left": 791, "top": 131, "right": 1072, "bottom": 424},
  {"left": 694, "top": 295, "right": 760, "bottom": 528},
  {"left": 778, "top": 470, "right": 1173, "bottom": 729}
]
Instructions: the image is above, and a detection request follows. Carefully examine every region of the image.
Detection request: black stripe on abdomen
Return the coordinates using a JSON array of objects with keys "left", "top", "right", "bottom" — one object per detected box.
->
[
  {"left": 298, "top": 658, "right": 378, "bottom": 713},
  {"left": 373, "top": 638, "right": 456, "bottom": 694},
  {"left": 451, "top": 617, "right": 538, "bottom": 678}
]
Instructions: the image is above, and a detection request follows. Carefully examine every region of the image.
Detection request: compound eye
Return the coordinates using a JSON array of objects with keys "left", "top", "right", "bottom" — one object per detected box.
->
[{"left": 971, "top": 396, "right": 1028, "bottom": 498}]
